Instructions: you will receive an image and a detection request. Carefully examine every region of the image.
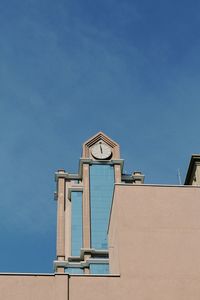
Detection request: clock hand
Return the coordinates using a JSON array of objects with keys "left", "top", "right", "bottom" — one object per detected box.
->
[{"left": 100, "top": 144, "right": 103, "bottom": 154}]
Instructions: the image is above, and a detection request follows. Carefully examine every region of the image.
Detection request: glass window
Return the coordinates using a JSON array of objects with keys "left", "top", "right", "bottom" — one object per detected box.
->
[
  {"left": 65, "top": 267, "right": 83, "bottom": 274},
  {"left": 90, "top": 263, "right": 109, "bottom": 274},
  {"left": 90, "top": 164, "right": 114, "bottom": 249},
  {"left": 71, "top": 191, "right": 83, "bottom": 256}
]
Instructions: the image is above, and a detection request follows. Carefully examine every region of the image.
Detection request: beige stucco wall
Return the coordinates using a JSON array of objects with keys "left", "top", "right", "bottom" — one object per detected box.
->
[
  {"left": 109, "top": 184, "right": 200, "bottom": 299},
  {"left": 69, "top": 275, "right": 121, "bottom": 300},
  {"left": 0, "top": 274, "right": 68, "bottom": 300},
  {"left": 62, "top": 184, "right": 200, "bottom": 300},
  {"left": 1, "top": 184, "right": 200, "bottom": 300}
]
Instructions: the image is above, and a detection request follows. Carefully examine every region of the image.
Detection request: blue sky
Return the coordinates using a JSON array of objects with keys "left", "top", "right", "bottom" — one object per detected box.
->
[{"left": 0, "top": 0, "right": 200, "bottom": 273}]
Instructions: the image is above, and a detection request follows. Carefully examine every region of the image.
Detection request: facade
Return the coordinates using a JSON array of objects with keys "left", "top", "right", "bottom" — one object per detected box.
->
[
  {"left": 54, "top": 132, "right": 144, "bottom": 275},
  {"left": 0, "top": 132, "right": 200, "bottom": 300}
]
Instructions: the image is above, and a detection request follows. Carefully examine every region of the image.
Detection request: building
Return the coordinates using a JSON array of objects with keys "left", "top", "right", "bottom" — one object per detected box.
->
[
  {"left": 54, "top": 131, "right": 144, "bottom": 275},
  {"left": 0, "top": 132, "right": 200, "bottom": 299},
  {"left": 185, "top": 154, "right": 200, "bottom": 185}
]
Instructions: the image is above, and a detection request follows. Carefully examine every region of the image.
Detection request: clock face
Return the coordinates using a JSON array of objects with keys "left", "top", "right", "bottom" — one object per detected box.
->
[{"left": 91, "top": 142, "right": 112, "bottom": 159}]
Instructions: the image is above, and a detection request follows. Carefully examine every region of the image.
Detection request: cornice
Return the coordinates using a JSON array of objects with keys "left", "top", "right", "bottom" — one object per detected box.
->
[{"left": 55, "top": 159, "right": 124, "bottom": 182}]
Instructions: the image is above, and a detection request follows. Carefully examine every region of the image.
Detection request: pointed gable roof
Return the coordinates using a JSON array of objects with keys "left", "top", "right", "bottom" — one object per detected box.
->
[{"left": 82, "top": 131, "right": 120, "bottom": 159}]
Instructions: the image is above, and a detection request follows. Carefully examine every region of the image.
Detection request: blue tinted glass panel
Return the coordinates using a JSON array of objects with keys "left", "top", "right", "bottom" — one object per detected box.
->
[
  {"left": 90, "top": 165, "right": 114, "bottom": 249},
  {"left": 90, "top": 263, "right": 109, "bottom": 274},
  {"left": 71, "top": 192, "right": 82, "bottom": 256},
  {"left": 65, "top": 268, "right": 83, "bottom": 274}
]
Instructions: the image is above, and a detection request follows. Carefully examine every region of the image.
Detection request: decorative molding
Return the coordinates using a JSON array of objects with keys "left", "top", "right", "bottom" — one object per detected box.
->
[
  {"left": 82, "top": 132, "right": 120, "bottom": 159},
  {"left": 68, "top": 186, "right": 83, "bottom": 200},
  {"left": 55, "top": 159, "right": 124, "bottom": 182}
]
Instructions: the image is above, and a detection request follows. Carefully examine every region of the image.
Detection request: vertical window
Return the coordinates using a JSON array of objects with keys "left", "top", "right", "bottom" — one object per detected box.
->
[
  {"left": 65, "top": 267, "right": 83, "bottom": 275},
  {"left": 71, "top": 191, "right": 83, "bottom": 256},
  {"left": 90, "top": 164, "right": 114, "bottom": 249},
  {"left": 90, "top": 263, "right": 109, "bottom": 274}
]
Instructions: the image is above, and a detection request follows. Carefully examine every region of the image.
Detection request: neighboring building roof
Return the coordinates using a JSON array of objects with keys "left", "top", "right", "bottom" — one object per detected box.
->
[{"left": 185, "top": 154, "right": 200, "bottom": 185}]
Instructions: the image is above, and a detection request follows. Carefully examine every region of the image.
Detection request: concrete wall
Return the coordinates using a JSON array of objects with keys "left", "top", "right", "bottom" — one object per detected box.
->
[
  {"left": 69, "top": 275, "right": 120, "bottom": 300},
  {"left": 109, "top": 184, "right": 200, "bottom": 299},
  {"left": 1, "top": 184, "right": 200, "bottom": 300},
  {"left": 66, "top": 184, "right": 200, "bottom": 300},
  {"left": 0, "top": 274, "right": 68, "bottom": 300}
]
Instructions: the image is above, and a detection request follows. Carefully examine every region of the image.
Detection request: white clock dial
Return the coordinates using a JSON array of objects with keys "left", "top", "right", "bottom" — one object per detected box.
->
[{"left": 91, "top": 142, "right": 112, "bottom": 159}]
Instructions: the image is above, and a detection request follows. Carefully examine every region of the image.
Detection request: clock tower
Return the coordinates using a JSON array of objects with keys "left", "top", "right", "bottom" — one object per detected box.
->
[{"left": 54, "top": 132, "right": 144, "bottom": 274}]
